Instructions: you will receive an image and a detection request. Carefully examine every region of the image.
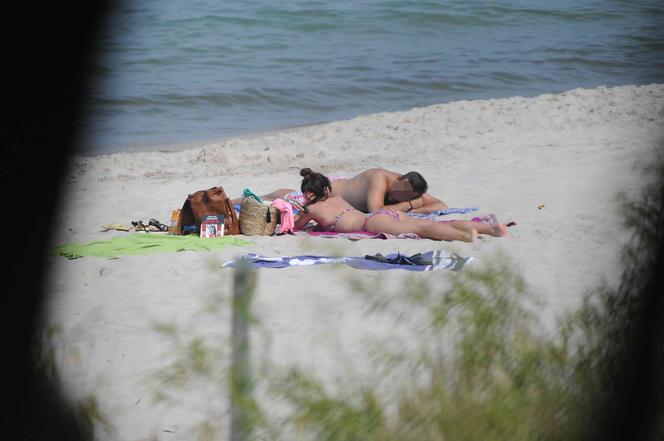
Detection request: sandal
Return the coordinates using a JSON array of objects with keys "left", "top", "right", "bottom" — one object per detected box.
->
[
  {"left": 131, "top": 220, "right": 151, "bottom": 232},
  {"left": 149, "top": 218, "right": 169, "bottom": 232}
]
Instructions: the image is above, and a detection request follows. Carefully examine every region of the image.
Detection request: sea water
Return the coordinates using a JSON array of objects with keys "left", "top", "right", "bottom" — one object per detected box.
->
[{"left": 79, "top": 0, "right": 664, "bottom": 155}]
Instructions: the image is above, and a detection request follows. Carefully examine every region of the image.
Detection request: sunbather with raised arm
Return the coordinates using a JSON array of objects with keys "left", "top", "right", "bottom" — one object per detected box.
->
[{"left": 293, "top": 168, "right": 508, "bottom": 242}]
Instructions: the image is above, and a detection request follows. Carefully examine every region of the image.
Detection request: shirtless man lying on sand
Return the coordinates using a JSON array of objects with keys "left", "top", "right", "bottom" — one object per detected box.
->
[
  {"left": 233, "top": 168, "right": 448, "bottom": 214},
  {"left": 294, "top": 168, "right": 508, "bottom": 242}
]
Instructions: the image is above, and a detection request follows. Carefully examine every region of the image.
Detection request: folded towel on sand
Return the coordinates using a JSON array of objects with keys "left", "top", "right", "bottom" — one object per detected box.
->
[
  {"left": 54, "top": 234, "right": 249, "bottom": 259},
  {"left": 222, "top": 250, "right": 472, "bottom": 272}
]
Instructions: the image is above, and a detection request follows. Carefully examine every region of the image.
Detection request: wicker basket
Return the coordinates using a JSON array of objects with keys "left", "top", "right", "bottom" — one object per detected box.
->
[{"left": 239, "top": 197, "right": 279, "bottom": 235}]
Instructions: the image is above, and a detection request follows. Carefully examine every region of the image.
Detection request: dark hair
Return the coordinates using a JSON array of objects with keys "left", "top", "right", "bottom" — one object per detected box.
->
[
  {"left": 300, "top": 168, "right": 331, "bottom": 206},
  {"left": 403, "top": 171, "right": 428, "bottom": 194}
]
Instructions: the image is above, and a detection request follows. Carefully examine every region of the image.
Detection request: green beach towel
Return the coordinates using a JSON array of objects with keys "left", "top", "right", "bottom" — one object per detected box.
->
[{"left": 54, "top": 234, "right": 250, "bottom": 259}]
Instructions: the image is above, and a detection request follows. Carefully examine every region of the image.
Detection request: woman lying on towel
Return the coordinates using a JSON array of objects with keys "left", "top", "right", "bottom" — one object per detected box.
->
[{"left": 295, "top": 168, "right": 509, "bottom": 242}]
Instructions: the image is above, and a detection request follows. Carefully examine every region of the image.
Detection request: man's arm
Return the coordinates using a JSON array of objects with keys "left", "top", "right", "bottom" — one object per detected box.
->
[
  {"left": 377, "top": 192, "right": 448, "bottom": 214},
  {"left": 366, "top": 174, "right": 448, "bottom": 214},
  {"left": 408, "top": 193, "right": 448, "bottom": 214},
  {"left": 379, "top": 200, "right": 415, "bottom": 213},
  {"left": 365, "top": 175, "right": 392, "bottom": 213}
]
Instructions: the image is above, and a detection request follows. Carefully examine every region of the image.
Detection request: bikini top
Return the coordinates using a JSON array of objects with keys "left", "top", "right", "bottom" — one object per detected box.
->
[{"left": 322, "top": 207, "right": 354, "bottom": 232}]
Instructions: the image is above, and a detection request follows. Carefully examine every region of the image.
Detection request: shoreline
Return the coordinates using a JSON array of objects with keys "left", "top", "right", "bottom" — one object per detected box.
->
[
  {"left": 75, "top": 83, "right": 656, "bottom": 159},
  {"left": 76, "top": 119, "right": 334, "bottom": 157},
  {"left": 66, "top": 83, "right": 664, "bottom": 183}
]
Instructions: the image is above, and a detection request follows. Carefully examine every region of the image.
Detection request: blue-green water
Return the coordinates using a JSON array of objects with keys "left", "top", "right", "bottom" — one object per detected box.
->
[{"left": 79, "top": 0, "right": 664, "bottom": 155}]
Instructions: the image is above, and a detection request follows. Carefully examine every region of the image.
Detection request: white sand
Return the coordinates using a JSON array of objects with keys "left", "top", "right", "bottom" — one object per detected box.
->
[{"left": 44, "top": 84, "right": 664, "bottom": 440}]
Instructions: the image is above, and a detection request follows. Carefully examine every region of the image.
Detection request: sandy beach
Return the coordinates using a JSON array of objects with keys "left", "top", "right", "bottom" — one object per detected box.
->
[{"left": 43, "top": 84, "right": 663, "bottom": 440}]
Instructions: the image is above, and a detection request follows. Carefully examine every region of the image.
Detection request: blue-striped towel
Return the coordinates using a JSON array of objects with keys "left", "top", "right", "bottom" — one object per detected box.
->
[
  {"left": 407, "top": 207, "right": 479, "bottom": 219},
  {"left": 222, "top": 250, "right": 472, "bottom": 272}
]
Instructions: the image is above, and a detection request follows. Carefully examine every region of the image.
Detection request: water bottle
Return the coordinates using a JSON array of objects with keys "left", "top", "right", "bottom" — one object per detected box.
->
[{"left": 169, "top": 209, "right": 181, "bottom": 234}]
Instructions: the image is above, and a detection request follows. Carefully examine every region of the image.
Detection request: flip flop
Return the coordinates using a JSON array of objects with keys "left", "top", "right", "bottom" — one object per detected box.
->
[
  {"left": 131, "top": 220, "right": 150, "bottom": 232},
  {"left": 101, "top": 223, "right": 131, "bottom": 232}
]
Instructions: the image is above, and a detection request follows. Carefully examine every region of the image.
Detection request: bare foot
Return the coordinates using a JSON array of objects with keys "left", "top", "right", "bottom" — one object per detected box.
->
[{"left": 492, "top": 224, "right": 510, "bottom": 238}]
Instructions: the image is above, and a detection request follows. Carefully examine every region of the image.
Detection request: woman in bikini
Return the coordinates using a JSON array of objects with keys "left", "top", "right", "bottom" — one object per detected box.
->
[{"left": 294, "top": 168, "right": 509, "bottom": 242}]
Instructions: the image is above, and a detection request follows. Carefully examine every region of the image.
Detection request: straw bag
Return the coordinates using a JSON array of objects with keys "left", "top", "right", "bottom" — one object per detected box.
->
[{"left": 239, "top": 197, "right": 279, "bottom": 235}]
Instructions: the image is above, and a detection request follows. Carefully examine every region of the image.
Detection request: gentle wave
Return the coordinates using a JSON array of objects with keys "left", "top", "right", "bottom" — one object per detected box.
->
[{"left": 79, "top": 0, "right": 664, "bottom": 154}]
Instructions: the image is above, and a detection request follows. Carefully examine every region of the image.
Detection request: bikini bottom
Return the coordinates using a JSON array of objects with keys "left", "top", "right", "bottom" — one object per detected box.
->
[{"left": 362, "top": 207, "right": 400, "bottom": 231}]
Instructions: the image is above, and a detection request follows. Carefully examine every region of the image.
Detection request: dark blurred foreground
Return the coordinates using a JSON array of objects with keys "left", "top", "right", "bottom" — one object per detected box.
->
[{"left": 1, "top": 3, "right": 110, "bottom": 439}]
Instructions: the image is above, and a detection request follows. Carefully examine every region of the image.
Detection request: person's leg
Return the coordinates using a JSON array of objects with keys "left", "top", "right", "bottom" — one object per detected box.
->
[
  {"left": 365, "top": 213, "right": 477, "bottom": 242},
  {"left": 231, "top": 188, "right": 297, "bottom": 206},
  {"left": 445, "top": 220, "right": 510, "bottom": 238},
  {"left": 261, "top": 188, "right": 297, "bottom": 200}
]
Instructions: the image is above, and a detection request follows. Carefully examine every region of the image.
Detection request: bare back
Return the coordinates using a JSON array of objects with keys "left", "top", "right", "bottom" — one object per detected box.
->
[
  {"left": 302, "top": 196, "right": 367, "bottom": 231},
  {"left": 330, "top": 169, "right": 399, "bottom": 212}
]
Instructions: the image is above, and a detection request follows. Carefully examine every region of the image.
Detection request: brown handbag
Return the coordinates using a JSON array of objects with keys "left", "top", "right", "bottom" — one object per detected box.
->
[{"left": 174, "top": 186, "right": 240, "bottom": 235}]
